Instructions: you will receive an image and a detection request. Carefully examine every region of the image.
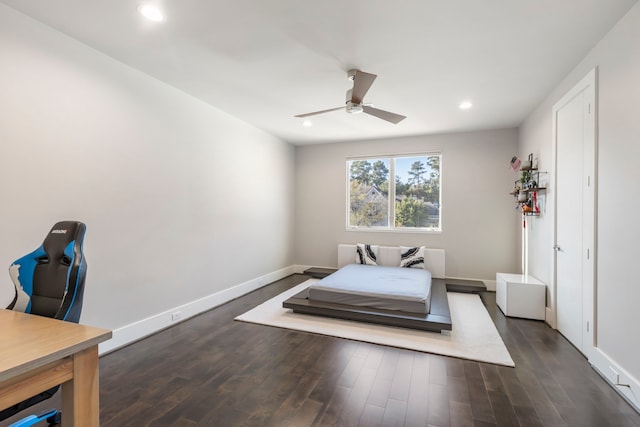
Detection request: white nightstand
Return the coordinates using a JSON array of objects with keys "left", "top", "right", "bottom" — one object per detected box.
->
[{"left": 496, "top": 273, "right": 546, "bottom": 320}]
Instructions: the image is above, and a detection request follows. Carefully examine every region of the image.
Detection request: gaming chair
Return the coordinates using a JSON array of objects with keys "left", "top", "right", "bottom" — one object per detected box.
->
[{"left": 1, "top": 221, "right": 87, "bottom": 426}]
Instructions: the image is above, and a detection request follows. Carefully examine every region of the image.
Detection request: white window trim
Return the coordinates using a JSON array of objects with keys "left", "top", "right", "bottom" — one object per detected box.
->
[{"left": 345, "top": 153, "right": 442, "bottom": 233}]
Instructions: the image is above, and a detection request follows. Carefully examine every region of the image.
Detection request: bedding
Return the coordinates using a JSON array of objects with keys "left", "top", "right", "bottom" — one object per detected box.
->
[
  {"left": 337, "top": 244, "right": 445, "bottom": 279},
  {"left": 281, "top": 243, "right": 451, "bottom": 333},
  {"left": 308, "top": 263, "right": 432, "bottom": 314}
]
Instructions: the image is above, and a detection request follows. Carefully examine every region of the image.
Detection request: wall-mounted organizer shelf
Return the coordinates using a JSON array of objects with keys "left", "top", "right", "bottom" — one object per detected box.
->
[
  {"left": 510, "top": 155, "right": 547, "bottom": 216},
  {"left": 508, "top": 154, "right": 548, "bottom": 278}
]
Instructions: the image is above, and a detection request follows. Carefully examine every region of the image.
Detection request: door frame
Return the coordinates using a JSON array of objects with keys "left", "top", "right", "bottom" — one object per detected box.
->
[{"left": 551, "top": 67, "right": 597, "bottom": 358}]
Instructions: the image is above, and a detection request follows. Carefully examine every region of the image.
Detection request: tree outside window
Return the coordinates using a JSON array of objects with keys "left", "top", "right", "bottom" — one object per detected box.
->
[
  {"left": 349, "top": 159, "right": 389, "bottom": 227},
  {"left": 347, "top": 155, "right": 441, "bottom": 231}
]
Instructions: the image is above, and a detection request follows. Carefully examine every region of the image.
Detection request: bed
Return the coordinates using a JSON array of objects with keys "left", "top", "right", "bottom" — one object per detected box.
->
[{"left": 282, "top": 244, "right": 452, "bottom": 333}]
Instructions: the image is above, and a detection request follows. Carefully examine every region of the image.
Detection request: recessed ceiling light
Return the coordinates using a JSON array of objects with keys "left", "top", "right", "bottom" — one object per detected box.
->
[
  {"left": 302, "top": 120, "right": 313, "bottom": 127},
  {"left": 138, "top": 4, "right": 164, "bottom": 22},
  {"left": 459, "top": 100, "right": 473, "bottom": 110}
]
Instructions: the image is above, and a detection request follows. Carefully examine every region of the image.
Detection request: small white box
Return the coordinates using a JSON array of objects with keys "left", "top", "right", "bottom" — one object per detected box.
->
[{"left": 496, "top": 273, "right": 546, "bottom": 320}]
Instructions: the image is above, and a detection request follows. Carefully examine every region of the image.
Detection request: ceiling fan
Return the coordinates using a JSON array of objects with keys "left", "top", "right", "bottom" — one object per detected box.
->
[{"left": 295, "top": 69, "right": 406, "bottom": 124}]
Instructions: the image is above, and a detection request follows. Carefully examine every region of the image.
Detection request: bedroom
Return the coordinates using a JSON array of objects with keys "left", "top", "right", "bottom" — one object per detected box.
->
[{"left": 0, "top": 1, "right": 639, "bottom": 426}]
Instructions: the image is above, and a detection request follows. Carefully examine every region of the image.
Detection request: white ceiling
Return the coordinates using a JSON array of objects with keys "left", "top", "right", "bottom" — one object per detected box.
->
[{"left": 1, "top": 0, "right": 637, "bottom": 145}]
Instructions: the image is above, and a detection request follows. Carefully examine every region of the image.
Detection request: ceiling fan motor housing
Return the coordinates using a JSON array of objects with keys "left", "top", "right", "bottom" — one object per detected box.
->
[
  {"left": 295, "top": 69, "right": 405, "bottom": 123},
  {"left": 345, "top": 88, "right": 363, "bottom": 114},
  {"left": 346, "top": 101, "right": 363, "bottom": 114}
]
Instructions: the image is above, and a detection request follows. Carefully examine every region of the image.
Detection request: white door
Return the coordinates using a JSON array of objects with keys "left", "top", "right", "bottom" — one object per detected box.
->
[
  {"left": 555, "top": 91, "right": 584, "bottom": 349},
  {"left": 553, "top": 69, "right": 596, "bottom": 356}
]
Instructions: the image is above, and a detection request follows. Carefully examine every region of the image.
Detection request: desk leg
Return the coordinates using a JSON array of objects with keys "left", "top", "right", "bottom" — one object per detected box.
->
[{"left": 62, "top": 346, "right": 100, "bottom": 427}]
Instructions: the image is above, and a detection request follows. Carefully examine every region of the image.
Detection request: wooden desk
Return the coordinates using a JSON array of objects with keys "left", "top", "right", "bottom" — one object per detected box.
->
[{"left": 0, "top": 309, "right": 111, "bottom": 426}]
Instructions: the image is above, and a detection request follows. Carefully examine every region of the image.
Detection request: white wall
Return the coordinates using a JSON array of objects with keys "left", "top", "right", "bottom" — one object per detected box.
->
[
  {"left": 520, "top": 2, "right": 640, "bottom": 408},
  {"left": 0, "top": 5, "right": 295, "bottom": 336},
  {"left": 294, "top": 129, "right": 519, "bottom": 281}
]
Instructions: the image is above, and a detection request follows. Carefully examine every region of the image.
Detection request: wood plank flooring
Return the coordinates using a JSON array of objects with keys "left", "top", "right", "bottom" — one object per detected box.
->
[{"left": 3, "top": 274, "right": 639, "bottom": 426}]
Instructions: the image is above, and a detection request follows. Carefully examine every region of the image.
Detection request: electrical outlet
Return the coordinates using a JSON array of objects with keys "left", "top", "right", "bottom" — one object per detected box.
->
[{"left": 171, "top": 311, "right": 182, "bottom": 322}]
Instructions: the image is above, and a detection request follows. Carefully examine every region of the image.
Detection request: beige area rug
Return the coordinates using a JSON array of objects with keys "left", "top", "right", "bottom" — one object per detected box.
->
[{"left": 236, "top": 280, "right": 514, "bottom": 367}]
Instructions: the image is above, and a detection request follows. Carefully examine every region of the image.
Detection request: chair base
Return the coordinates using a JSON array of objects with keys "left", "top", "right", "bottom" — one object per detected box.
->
[{"left": 8, "top": 409, "right": 59, "bottom": 427}]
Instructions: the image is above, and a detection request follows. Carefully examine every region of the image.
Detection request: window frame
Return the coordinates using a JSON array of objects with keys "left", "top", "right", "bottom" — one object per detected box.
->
[{"left": 345, "top": 152, "right": 442, "bottom": 233}]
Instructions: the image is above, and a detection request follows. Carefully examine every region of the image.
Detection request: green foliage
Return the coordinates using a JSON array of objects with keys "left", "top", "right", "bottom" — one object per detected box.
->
[
  {"left": 371, "top": 160, "right": 389, "bottom": 189},
  {"left": 408, "top": 161, "right": 427, "bottom": 186},
  {"left": 350, "top": 160, "right": 372, "bottom": 185},
  {"left": 399, "top": 159, "right": 440, "bottom": 205},
  {"left": 349, "top": 181, "right": 388, "bottom": 226},
  {"left": 427, "top": 156, "right": 440, "bottom": 178},
  {"left": 350, "top": 159, "right": 389, "bottom": 191},
  {"left": 395, "top": 197, "right": 431, "bottom": 227},
  {"left": 395, "top": 175, "right": 409, "bottom": 195}
]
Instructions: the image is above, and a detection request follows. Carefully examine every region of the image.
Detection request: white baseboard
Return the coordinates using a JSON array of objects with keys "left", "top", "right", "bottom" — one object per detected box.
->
[
  {"left": 545, "top": 307, "right": 556, "bottom": 328},
  {"left": 590, "top": 348, "right": 640, "bottom": 413},
  {"left": 294, "top": 264, "right": 312, "bottom": 274},
  {"left": 99, "top": 265, "right": 297, "bottom": 354}
]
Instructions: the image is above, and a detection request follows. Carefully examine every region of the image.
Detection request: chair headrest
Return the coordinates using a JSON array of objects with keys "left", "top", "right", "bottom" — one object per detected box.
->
[{"left": 42, "top": 221, "right": 86, "bottom": 258}]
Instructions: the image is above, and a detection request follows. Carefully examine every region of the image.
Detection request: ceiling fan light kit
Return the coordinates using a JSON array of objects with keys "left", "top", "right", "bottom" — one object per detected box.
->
[{"left": 295, "top": 69, "right": 406, "bottom": 124}]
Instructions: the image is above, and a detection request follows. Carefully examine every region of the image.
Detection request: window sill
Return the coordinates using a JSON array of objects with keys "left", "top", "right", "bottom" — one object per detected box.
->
[{"left": 346, "top": 227, "right": 442, "bottom": 234}]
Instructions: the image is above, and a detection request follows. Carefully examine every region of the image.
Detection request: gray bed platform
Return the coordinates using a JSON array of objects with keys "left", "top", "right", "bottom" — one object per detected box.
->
[{"left": 282, "top": 278, "right": 452, "bottom": 333}]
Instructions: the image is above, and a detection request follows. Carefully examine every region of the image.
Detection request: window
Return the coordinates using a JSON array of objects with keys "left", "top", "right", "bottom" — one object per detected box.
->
[{"left": 347, "top": 154, "right": 441, "bottom": 231}]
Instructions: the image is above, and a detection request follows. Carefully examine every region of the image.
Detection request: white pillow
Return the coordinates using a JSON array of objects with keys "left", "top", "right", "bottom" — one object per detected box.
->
[
  {"left": 400, "top": 246, "right": 425, "bottom": 268},
  {"left": 356, "top": 243, "right": 379, "bottom": 265}
]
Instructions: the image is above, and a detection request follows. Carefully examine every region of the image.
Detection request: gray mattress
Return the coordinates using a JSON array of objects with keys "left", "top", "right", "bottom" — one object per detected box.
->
[{"left": 308, "top": 264, "right": 432, "bottom": 314}]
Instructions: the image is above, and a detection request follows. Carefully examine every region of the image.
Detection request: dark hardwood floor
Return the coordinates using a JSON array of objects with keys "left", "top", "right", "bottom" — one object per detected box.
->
[{"left": 3, "top": 274, "right": 639, "bottom": 426}]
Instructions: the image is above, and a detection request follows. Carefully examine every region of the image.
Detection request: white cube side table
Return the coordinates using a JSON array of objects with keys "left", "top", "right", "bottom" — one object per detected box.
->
[{"left": 496, "top": 273, "right": 546, "bottom": 320}]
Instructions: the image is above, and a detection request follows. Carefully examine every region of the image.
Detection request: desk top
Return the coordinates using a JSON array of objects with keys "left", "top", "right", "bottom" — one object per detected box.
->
[{"left": 0, "top": 309, "right": 112, "bottom": 382}]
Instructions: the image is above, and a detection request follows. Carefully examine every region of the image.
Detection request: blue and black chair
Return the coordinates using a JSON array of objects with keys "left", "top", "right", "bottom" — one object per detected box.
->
[{"left": 1, "top": 221, "right": 87, "bottom": 427}]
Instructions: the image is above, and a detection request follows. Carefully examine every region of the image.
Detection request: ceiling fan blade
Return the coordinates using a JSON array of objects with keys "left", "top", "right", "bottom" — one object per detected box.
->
[
  {"left": 362, "top": 105, "right": 406, "bottom": 124},
  {"left": 294, "top": 106, "right": 344, "bottom": 118},
  {"left": 351, "top": 71, "right": 377, "bottom": 104}
]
